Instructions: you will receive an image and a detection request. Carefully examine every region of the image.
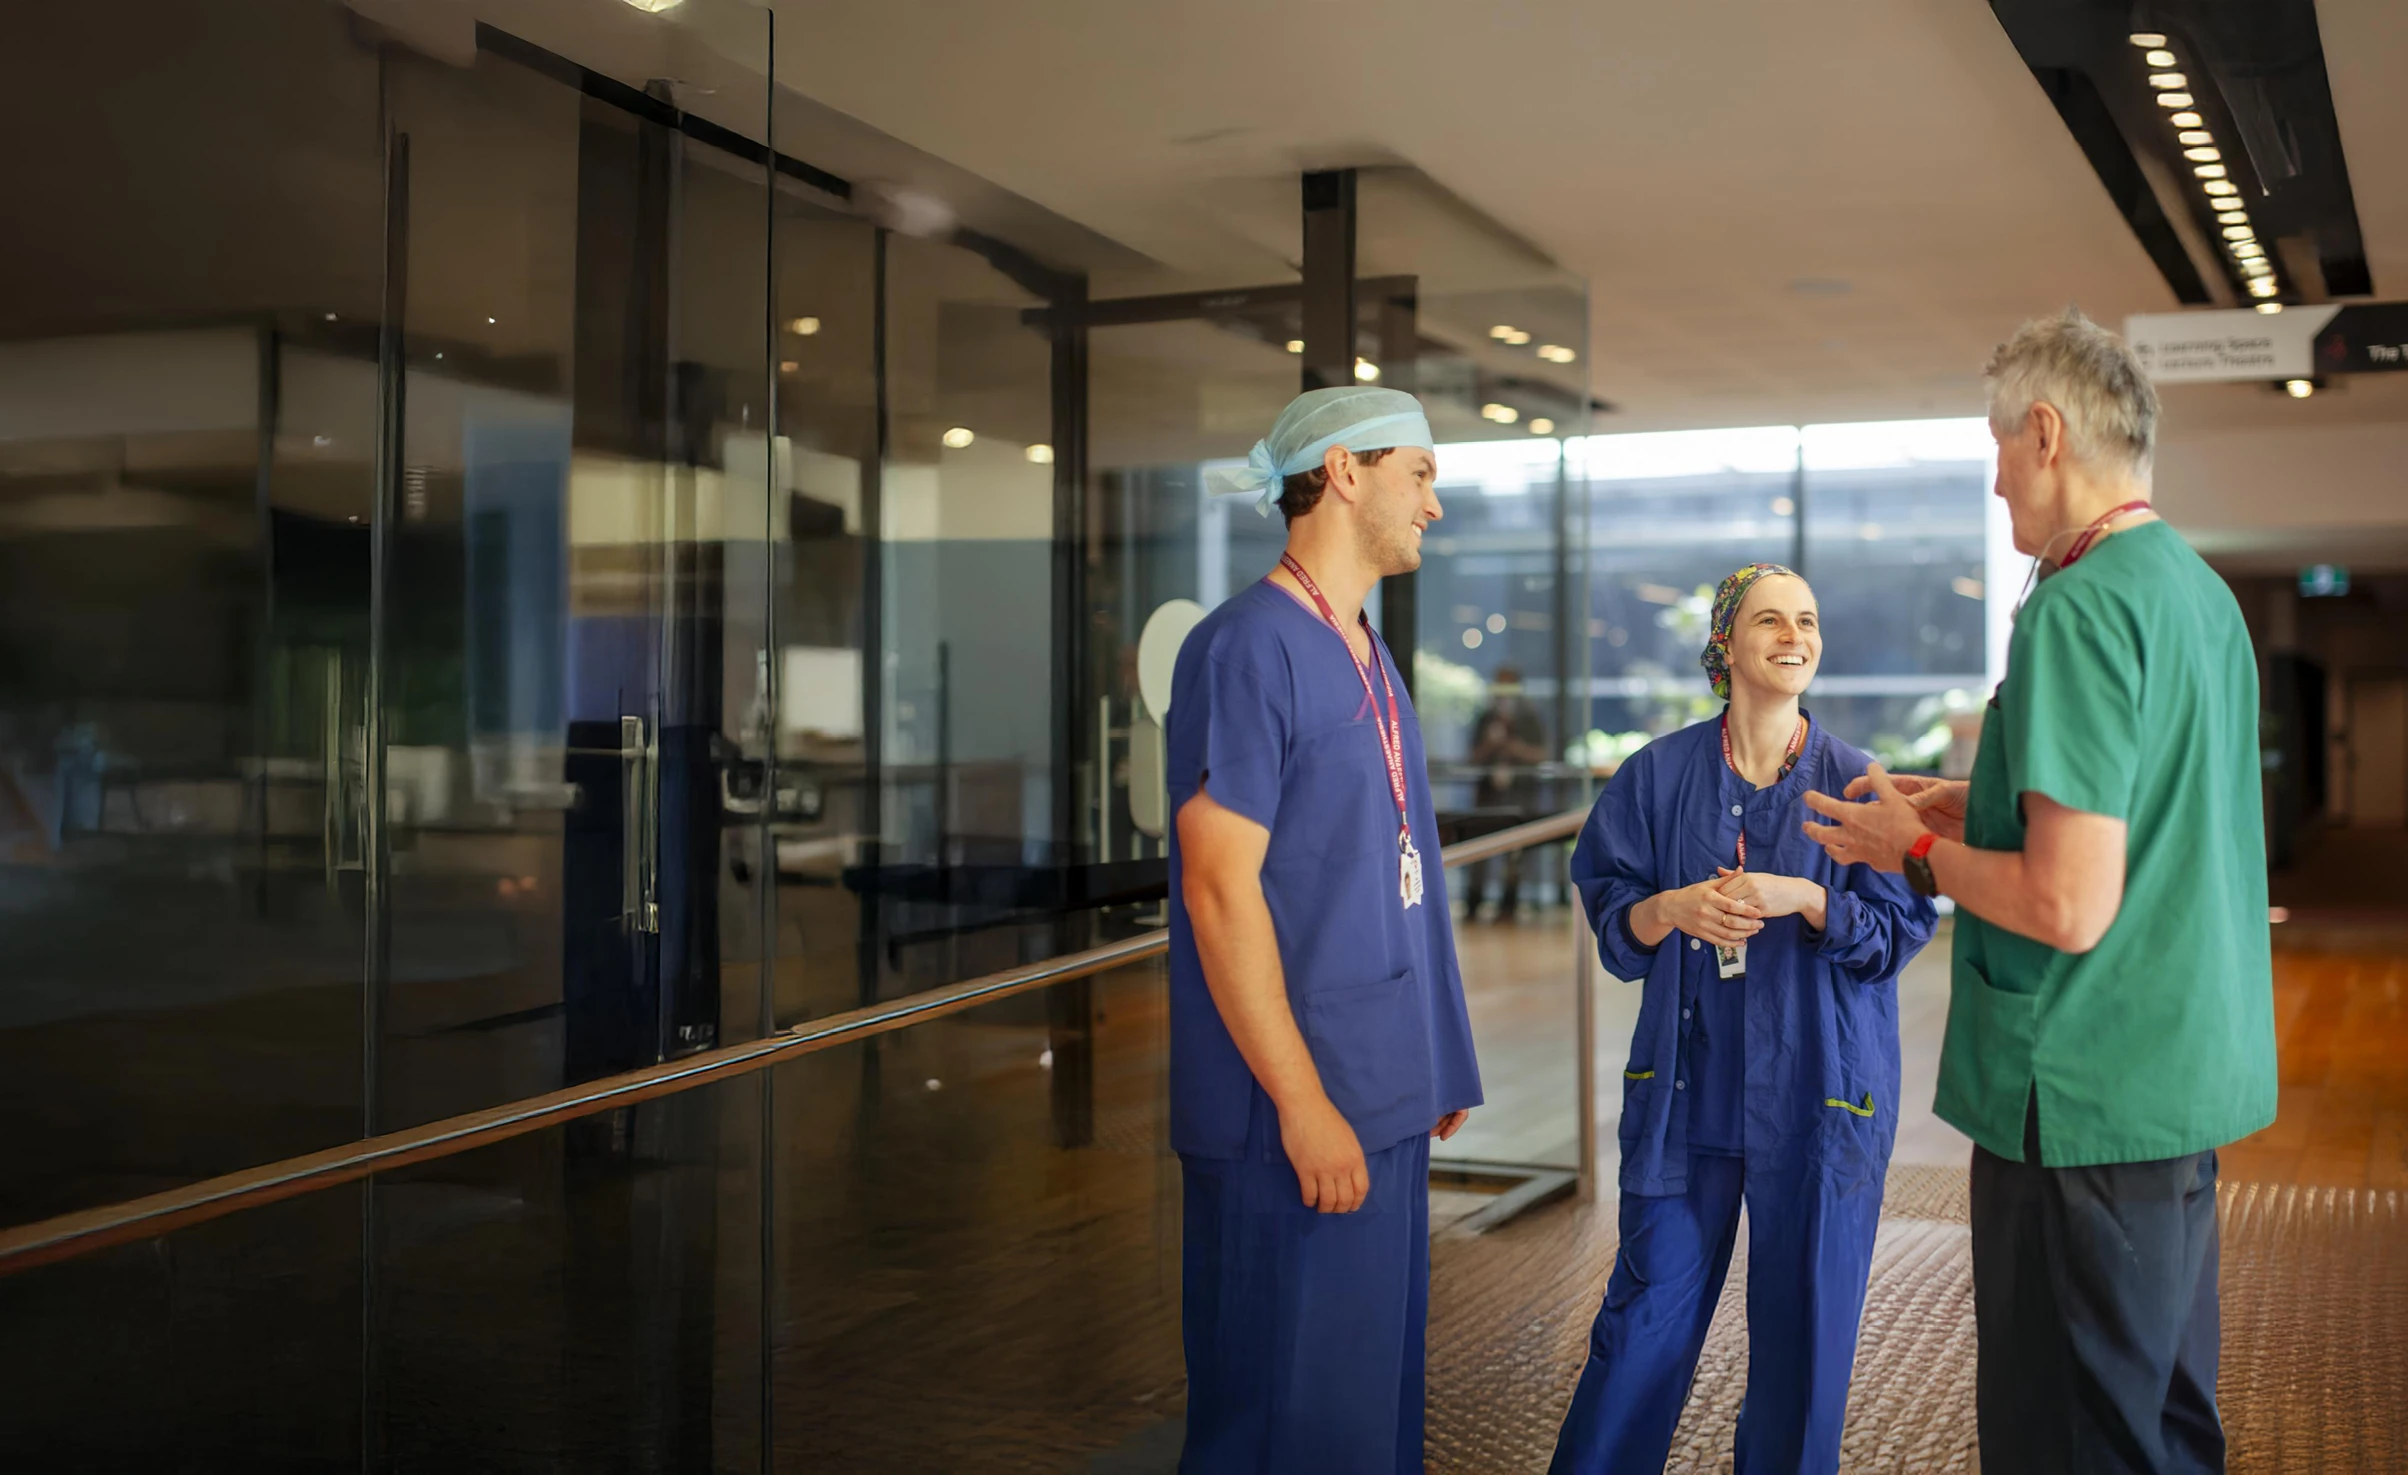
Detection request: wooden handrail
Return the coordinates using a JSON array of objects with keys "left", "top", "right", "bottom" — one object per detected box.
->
[{"left": 0, "top": 804, "right": 1592, "bottom": 1277}]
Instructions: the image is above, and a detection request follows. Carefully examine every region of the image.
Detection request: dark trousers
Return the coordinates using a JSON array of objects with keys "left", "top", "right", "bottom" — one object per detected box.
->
[{"left": 1970, "top": 1095, "right": 2225, "bottom": 1474}]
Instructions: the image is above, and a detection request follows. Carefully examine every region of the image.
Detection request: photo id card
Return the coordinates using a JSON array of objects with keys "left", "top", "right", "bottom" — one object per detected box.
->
[
  {"left": 1399, "top": 834, "right": 1425, "bottom": 910},
  {"left": 1716, "top": 940, "right": 1747, "bottom": 979}
]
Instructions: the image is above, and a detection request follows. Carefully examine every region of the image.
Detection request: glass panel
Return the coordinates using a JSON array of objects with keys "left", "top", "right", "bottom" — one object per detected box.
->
[
  {"left": 1799, "top": 418, "right": 1996, "bottom": 765},
  {"left": 0, "top": 0, "right": 383, "bottom": 1227},
  {"left": 374, "top": 0, "right": 775, "bottom": 1143},
  {"left": 374, "top": 1076, "right": 766, "bottom": 1470},
  {"left": 766, "top": 188, "right": 879, "bottom": 1025},
  {"left": 772, "top": 959, "right": 1180, "bottom": 1466},
  {"left": 1357, "top": 168, "right": 1594, "bottom": 1179},
  {"left": 1574, "top": 426, "right": 1806, "bottom": 757},
  {"left": 0, "top": 1183, "right": 366, "bottom": 1466},
  {"left": 869, "top": 235, "right": 1066, "bottom": 999}
]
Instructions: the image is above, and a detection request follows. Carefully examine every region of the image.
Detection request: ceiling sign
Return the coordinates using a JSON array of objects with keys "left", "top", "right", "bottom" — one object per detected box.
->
[{"left": 2125, "top": 304, "right": 2408, "bottom": 383}]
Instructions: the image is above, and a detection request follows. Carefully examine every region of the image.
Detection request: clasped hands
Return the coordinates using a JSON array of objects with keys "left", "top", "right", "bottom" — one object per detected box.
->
[{"left": 1646, "top": 868, "right": 1823, "bottom": 948}]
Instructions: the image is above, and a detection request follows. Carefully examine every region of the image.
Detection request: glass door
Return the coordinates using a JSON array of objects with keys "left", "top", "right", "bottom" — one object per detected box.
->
[{"left": 369, "top": 7, "right": 776, "bottom": 1465}]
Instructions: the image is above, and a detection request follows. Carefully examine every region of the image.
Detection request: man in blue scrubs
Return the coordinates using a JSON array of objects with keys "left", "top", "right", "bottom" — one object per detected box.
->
[{"left": 1168, "top": 386, "right": 1483, "bottom": 1474}]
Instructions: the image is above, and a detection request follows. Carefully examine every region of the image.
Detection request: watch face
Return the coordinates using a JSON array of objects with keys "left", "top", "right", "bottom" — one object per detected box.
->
[{"left": 1904, "top": 853, "right": 1938, "bottom": 898}]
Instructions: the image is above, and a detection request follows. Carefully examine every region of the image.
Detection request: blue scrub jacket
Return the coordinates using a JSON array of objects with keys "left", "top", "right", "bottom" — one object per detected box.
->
[{"left": 1573, "top": 716, "right": 1936, "bottom": 1198}]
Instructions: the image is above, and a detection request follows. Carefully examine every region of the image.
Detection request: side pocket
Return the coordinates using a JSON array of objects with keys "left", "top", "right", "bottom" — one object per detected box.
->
[
  {"left": 1301, "top": 965, "right": 1429, "bottom": 1130},
  {"left": 1824, "top": 1092, "right": 1876, "bottom": 1118},
  {"left": 1936, "top": 955, "right": 2039, "bottom": 1132}
]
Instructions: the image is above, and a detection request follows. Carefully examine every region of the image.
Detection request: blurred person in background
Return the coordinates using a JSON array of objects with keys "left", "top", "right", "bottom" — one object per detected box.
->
[
  {"left": 1462, "top": 661, "right": 1549, "bottom": 922},
  {"left": 1550, "top": 563, "right": 1936, "bottom": 1474},
  {"left": 1803, "top": 309, "right": 2274, "bottom": 1474}
]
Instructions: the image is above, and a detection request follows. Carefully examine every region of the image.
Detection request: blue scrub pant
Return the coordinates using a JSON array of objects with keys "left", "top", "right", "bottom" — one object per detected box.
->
[
  {"left": 1550, "top": 1152, "right": 1883, "bottom": 1475},
  {"left": 1178, "top": 1100, "right": 1432, "bottom": 1475}
]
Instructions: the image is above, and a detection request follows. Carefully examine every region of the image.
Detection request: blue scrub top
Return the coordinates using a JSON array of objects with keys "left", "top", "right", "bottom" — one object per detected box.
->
[
  {"left": 1572, "top": 716, "right": 1936, "bottom": 1197},
  {"left": 1165, "top": 579, "right": 1484, "bottom": 1160}
]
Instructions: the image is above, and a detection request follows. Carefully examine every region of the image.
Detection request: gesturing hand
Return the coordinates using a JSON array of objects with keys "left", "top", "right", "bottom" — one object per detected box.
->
[
  {"left": 1280, "top": 1096, "right": 1370, "bottom": 1213},
  {"left": 1844, "top": 770, "right": 1969, "bottom": 843},
  {"left": 1801, "top": 763, "right": 1929, "bottom": 873},
  {"left": 1658, "top": 877, "right": 1765, "bottom": 947}
]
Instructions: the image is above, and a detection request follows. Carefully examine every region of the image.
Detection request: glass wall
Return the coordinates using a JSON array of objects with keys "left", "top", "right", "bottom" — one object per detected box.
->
[{"left": 1572, "top": 418, "right": 2002, "bottom": 776}]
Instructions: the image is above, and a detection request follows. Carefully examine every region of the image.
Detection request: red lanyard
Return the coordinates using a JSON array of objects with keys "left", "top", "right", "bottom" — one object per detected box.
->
[
  {"left": 1719, "top": 713, "right": 1805, "bottom": 869},
  {"left": 2058, "top": 500, "right": 2154, "bottom": 569},
  {"left": 1278, "top": 554, "right": 1412, "bottom": 842}
]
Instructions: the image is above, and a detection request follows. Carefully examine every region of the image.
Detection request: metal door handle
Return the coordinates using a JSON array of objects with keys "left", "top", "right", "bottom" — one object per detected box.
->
[{"left": 622, "top": 715, "right": 660, "bottom": 934}]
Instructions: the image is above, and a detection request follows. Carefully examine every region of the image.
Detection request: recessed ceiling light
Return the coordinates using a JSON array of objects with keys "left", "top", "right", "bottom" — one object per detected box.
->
[
  {"left": 2203, "top": 180, "right": 2238, "bottom": 196},
  {"left": 1505, "top": 329, "right": 1532, "bottom": 346},
  {"left": 487, "top": 316, "right": 498, "bottom": 325},
  {"left": 2179, "top": 130, "right": 2215, "bottom": 146},
  {"left": 2149, "top": 72, "right": 2188, "bottom": 89},
  {"left": 2256, "top": 302, "right": 2284, "bottom": 314},
  {"left": 2184, "top": 147, "right": 2221, "bottom": 162},
  {"left": 779, "top": 359, "right": 798, "bottom": 373},
  {"left": 1538, "top": 344, "right": 1577, "bottom": 364},
  {"left": 2250, "top": 278, "right": 2280, "bottom": 296},
  {"left": 2224, "top": 225, "right": 2257, "bottom": 241},
  {"left": 2145, "top": 49, "right": 2177, "bottom": 67},
  {"left": 1354, "top": 358, "right": 1380, "bottom": 382},
  {"left": 942, "top": 426, "right": 975, "bottom": 449},
  {"left": 1462, "top": 628, "right": 1484, "bottom": 650},
  {"left": 2243, "top": 260, "right": 2274, "bottom": 276},
  {"left": 1481, "top": 403, "right": 1519, "bottom": 424},
  {"left": 323, "top": 312, "right": 338, "bottom": 322},
  {"left": 787, "top": 316, "right": 820, "bottom": 336},
  {"left": 2130, "top": 32, "right": 2168, "bottom": 47},
  {"left": 2170, "top": 111, "right": 2204, "bottom": 127},
  {"left": 1025, "top": 443, "right": 1054, "bottom": 464},
  {"left": 2233, "top": 243, "right": 2264, "bottom": 259},
  {"left": 621, "top": 0, "right": 684, "bottom": 11},
  {"left": 2217, "top": 209, "right": 2249, "bottom": 224},
  {"left": 2194, "top": 163, "right": 2228, "bottom": 179},
  {"left": 1490, "top": 325, "right": 1519, "bottom": 341},
  {"left": 1486, "top": 613, "right": 1508, "bottom": 634},
  {"left": 2156, "top": 92, "right": 2195, "bottom": 108},
  {"left": 2285, "top": 379, "right": 2314, "bottom": 398},
  {"left": 1285, "top": 339, "right": 1304, "bottom": 354},
  {"left": 1529, "top": 417, "right": 1556, "bottom": 435}
]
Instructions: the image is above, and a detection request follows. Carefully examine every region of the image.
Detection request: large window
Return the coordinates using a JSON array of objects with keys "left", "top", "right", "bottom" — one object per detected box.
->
[{"left": 1561, "top": 417, "right": 2003, "bottom": 774}]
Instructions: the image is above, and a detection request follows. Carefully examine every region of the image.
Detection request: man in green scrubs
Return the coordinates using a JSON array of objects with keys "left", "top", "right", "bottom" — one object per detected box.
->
[{"left": 1803, "top": 309, "right": 2275, "bottom": 1473}]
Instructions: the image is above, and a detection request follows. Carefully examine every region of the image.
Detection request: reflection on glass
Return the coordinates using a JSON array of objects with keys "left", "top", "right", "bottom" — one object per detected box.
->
[
  {"left": 0, "top": 0, "right": 385, "bottom": 1228},
  {"left": 773, "top": 962, "right": 1178, "bottom": 1464}
]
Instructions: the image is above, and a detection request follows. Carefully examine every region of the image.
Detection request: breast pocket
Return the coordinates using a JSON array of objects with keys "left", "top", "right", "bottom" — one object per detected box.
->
[{"left": 1301, "top": 964, "right": 1430, "bottom": 1132}]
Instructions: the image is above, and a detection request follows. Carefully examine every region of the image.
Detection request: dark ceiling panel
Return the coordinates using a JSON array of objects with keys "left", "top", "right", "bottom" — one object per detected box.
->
[{"left": 1989, "top": 0, "right": 2373, "bottom": 303}]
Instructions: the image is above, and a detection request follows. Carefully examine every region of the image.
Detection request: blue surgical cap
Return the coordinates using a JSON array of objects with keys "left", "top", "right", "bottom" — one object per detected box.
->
[{"left": 1208, "top": 385, "right": 1436, "bottom": 516}]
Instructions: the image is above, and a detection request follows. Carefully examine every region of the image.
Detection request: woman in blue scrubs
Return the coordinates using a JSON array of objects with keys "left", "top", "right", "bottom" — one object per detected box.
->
[{"left": 1549, "top": 563, "right": 1936, "bottom": 1475}]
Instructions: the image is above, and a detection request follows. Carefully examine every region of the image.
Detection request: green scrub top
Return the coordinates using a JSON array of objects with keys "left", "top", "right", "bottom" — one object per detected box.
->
[{"left": 1938, "top": 520, "right": 2276, "bottom": 1167}]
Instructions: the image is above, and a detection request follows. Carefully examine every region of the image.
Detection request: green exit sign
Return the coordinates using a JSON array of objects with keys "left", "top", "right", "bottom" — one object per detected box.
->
[{"left": 2299, "top": 564, "right": 2350, "bottom": 597}]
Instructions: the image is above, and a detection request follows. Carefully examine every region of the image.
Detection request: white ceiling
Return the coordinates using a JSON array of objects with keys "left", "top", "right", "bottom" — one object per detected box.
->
[{"left": 766, "top": 0, "right": 2403, "bottom": 436}]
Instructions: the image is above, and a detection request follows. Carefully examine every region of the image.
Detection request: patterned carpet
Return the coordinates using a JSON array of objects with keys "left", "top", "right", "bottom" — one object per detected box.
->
[{"left": 1424, "top": 1165, "right": 2408, "bottom": 1473}]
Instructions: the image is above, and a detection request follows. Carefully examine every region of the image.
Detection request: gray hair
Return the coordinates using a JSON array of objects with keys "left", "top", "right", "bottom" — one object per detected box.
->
[{"left": 1984, "top": 308, "right": 2159, "bottom": 477}]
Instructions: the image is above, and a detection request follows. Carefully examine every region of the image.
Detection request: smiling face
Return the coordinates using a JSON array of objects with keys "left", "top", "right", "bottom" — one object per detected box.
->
[
  {"left": 1726, "top": 574, "right": 1821, "bottom": 701},
  {"left": 1348, "top": 446, "right": 1442, "bottom": 576}
]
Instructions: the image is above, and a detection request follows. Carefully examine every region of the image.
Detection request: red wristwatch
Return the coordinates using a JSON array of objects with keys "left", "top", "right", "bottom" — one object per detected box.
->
[{"left": 1903, "top": 832, "right": 1940, "bottom": 898}]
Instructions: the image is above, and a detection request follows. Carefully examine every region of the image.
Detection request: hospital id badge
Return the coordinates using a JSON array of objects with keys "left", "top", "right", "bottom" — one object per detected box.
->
[
  {"left": 1399, "top": 830, "right": 1424, "bottom": 910},
  {"left": 1716, "top": 940, "right": 1747, "bottom": 979}
]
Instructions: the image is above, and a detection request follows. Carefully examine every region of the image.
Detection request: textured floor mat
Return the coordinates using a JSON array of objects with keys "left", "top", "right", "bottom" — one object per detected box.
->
[{"left": 1425, "top": 1168, "right": 2408, "bottom": 1473}]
